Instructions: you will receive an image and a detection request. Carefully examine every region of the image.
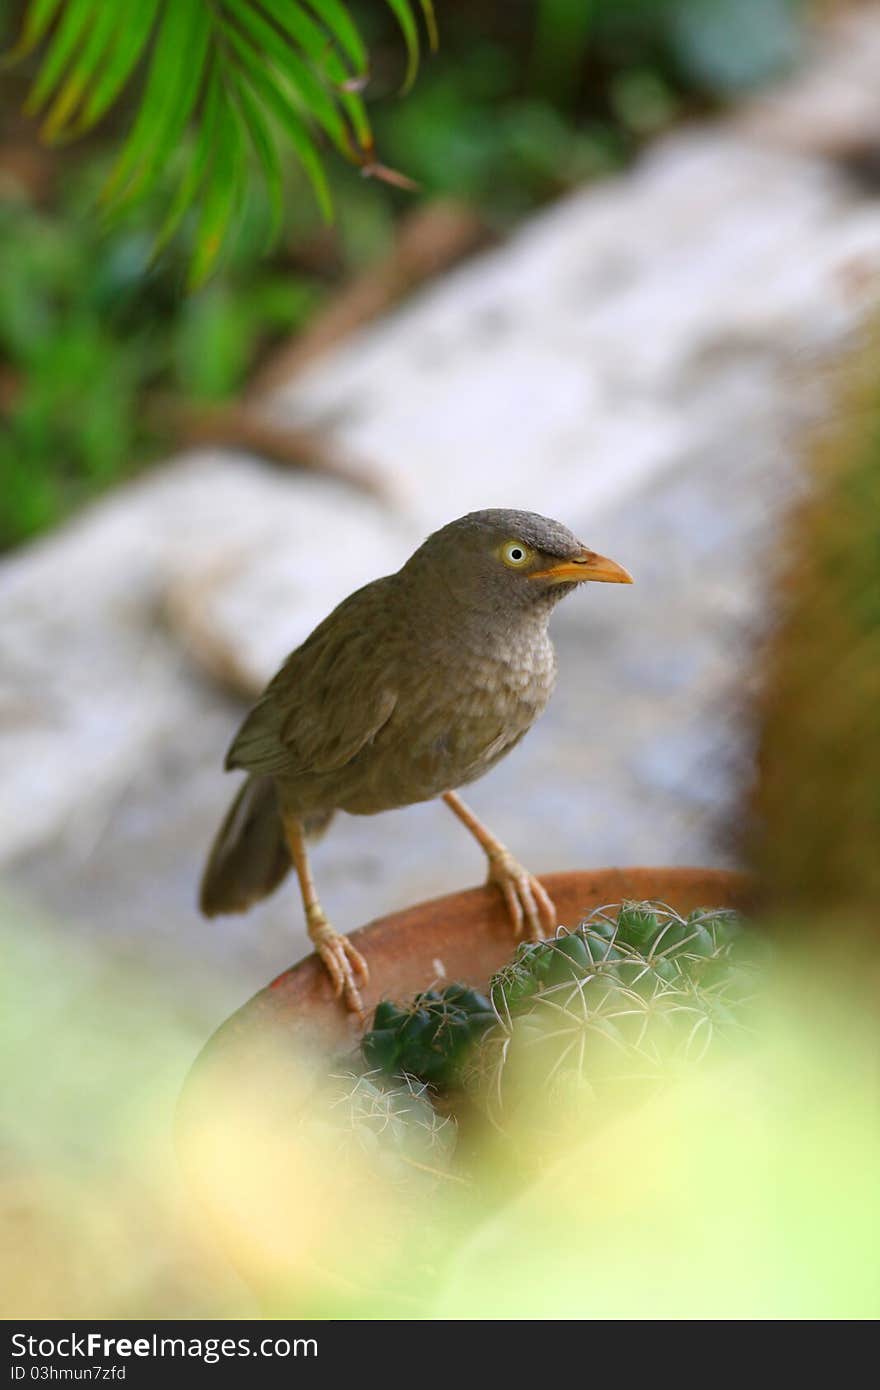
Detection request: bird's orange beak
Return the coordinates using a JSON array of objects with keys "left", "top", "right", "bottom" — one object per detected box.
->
[{"left": 530, "top": 548, "right": 633, "bottom": 585}]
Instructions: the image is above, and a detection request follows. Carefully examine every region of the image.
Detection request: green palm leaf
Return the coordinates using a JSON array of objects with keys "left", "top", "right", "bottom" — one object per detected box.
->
[
  {"left": 385, "top": 0, "right": 421, "bottom": 92},
  {"left": 102, "top": 0, "right": 211, "bottom": 208},
  {"left": 40, "top": 3, "right": 120, "bottom": 140},
  {"left": 385, "top": 0, "right": 436, "bottom": 92},
  {"left": 305, "top": 0, "right": 368, "bottom": 73},
  {"left": 73, "top": 0, "right": 162, "bottom": 134},
  {"left": 153, "top": 59, "right": 224, "bottom": 256},
  {"left": 227, "top": 46, "right": 334, "bottom": 226},
  {"left": 8, "top": 0, "right": 436, "bottom": 283},
  {"left": 234, "top": 76, "right": 286, "bottom": 248},
  {"left": 190, "top": 87, "right": 246, "bottom": 288},
  {"left": 21, "top": 0, "right": 84, "bottom": 114},
  {"left": 220, "top": 6, "right": 353, "bottom": 156},
  {"left": 2, "top": 0, "right": 65, "bottom": 63}
]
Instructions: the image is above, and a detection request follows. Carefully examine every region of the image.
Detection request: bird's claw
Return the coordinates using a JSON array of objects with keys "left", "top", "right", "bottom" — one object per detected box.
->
[
  {"left": 486, "top": 849, "right": 556, "bottom": 942},
  {"left": 309, "top": 916, "right": 370, "bottom": 1015}
]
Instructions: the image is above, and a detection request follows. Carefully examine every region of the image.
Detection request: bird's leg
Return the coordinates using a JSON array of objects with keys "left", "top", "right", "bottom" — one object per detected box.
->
[
  {"left": 282, "top": 813, "right": 369, "bottom": 1015},
  {"left": 441, "top": 790, "right": 556, "bottom": 942}
]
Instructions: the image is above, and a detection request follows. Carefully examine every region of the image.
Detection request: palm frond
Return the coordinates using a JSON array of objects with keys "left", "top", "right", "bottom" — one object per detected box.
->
[
  {"left": 3, "top": 0, "right": 66, "bottom": 63},
  {"left": 73, "top": 0, "right": 162, "bottom": 135},
  {"left": 385, "top": 0, "right": 421, "bottom": 93},
  {"left": 9, "top": 0, "right": 437, "bottom": 285},
  {"left": 305, "top": 0, "right": 368, "bottom": 72}
]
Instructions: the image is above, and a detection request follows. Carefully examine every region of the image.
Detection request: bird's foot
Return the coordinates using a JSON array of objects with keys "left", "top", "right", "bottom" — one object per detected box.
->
[
  {"left": 486, "top": 848, "right": 556, "bottom": 942},
  {"left": 307, "top": 909, "right": 370, "bottom": 1015}
]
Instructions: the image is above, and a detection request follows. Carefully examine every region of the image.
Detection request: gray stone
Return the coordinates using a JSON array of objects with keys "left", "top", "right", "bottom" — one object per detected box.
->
[
  {"left": 736, "top": 6, "right": 880, "bottom": 159},
  {"left": 272, "top": 126, "right": 880, "bottom": 548}
]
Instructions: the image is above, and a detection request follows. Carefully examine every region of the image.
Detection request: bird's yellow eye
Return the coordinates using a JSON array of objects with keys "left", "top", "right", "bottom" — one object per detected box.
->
[{"left": 500, "top": 540, "right": 532, "bottom": 569}]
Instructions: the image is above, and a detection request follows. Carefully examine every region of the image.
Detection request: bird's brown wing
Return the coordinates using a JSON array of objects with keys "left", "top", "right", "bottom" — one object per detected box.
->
[{"left": 225, "top": 579, "right": 399, "bottom": 779}]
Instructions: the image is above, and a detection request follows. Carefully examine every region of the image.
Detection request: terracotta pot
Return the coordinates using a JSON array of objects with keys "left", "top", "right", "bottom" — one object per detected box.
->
[
  {"left": 177, "top": 866, "right": 748, "bottom": 1299},
  {"left": 186, "top": 865, "right": 750, "bottom": 1075}
]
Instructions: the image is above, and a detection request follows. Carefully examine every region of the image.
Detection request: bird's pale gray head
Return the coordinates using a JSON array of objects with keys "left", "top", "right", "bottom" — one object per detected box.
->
[{"left": 403, "top": 509, "right": 632, "bottom": 616}]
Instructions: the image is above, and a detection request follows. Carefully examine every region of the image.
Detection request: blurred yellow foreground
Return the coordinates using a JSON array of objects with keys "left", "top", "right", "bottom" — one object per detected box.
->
[{"left": 2, "top": 897, "right": 877, "bottom": 1321}]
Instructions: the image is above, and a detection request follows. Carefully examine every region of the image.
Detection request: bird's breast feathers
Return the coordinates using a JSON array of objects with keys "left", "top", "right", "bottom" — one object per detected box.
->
[{"left": 336, "top": 627, "right": 557, "bottom": 813}]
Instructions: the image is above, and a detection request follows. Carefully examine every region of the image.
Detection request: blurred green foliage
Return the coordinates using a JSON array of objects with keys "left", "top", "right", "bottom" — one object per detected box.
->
[
  {"left": 0, "top": 167, "right": 325, "bottom": 547},
  {"left": 376, "top": 0, "right": 808, "bottom": 209},
  {"left": 1, "top": 0, "right": 811, "bottom": 550},
  {"left": 753, "top": 336, "right": 880, "bottom": 934},
  {"left": 7, "top": 0, "right": 436, "bottom": 283}
]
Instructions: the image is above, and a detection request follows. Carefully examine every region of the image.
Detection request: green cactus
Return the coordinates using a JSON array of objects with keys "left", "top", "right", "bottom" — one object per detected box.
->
[
  {"left": 362, "top": 983, "right": 496, "bottom": 1087},
  {"left": 313, "top": 1071, "right": 458, "bottom": 1190},
  {"left": 491, "top": 901, "right": 752, "bottom": 1015},
  {"left": 470, "top": 902, "right": 760, "bottom": 1128},
  {"left": 587, "top": 900, "right": 746, "bottom": 965}
]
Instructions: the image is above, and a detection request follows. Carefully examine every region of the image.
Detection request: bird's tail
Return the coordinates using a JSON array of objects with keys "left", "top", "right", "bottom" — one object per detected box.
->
[{"left": 199, "top": 775, "right": 333, "bottom": 917}]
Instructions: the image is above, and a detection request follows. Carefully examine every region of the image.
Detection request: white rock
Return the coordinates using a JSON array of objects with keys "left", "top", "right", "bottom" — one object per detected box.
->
[
  {"left": 737, "top": 6, "right": 880, "bottom": 157},
  {"left": 273, "top": 127, "right": 880, "bottom": 541}
]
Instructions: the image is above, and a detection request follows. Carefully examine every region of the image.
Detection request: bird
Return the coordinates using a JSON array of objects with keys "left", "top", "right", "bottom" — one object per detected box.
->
[{"left": 199, "top": 509, "right": 632, "bottom": 1013}]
